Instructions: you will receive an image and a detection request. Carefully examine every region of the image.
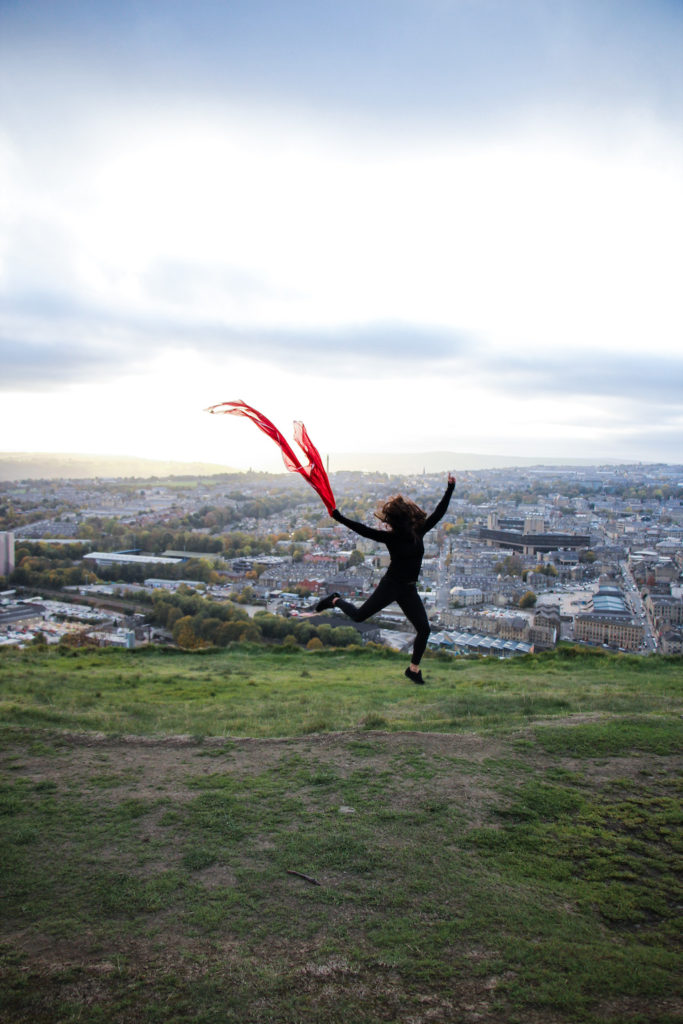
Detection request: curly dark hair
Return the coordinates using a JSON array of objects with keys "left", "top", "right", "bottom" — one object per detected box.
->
[{"left": 375, "top": 495, "right": 426, "bottom": 537}]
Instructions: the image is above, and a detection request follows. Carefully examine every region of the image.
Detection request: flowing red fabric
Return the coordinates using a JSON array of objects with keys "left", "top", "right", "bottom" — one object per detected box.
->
[{"left": 205, "top": 400, "right": 336, "bottom": 514}]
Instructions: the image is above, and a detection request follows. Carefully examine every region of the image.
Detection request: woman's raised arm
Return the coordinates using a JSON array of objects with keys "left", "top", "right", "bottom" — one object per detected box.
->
[{"left": 422, "top": 475, "right": 456, "bottom": 534}]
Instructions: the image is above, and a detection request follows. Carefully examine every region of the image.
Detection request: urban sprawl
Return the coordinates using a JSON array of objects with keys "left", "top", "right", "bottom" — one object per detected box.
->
[{"left": 1, "top": 462, "right": 682, "bottom": 658}]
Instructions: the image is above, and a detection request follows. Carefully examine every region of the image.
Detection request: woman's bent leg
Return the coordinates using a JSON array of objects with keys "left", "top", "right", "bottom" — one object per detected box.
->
[{"left": 334, "top": 576, "right": 396, "bottom": 623}]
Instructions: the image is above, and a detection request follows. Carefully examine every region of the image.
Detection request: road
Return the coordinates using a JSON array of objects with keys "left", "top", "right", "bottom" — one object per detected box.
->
[
  {"left": 435, "top": 541, "right": 451, "bottom": 614},
  {"left": 620, "top": 562, "right": 658, "bottom": 652}
]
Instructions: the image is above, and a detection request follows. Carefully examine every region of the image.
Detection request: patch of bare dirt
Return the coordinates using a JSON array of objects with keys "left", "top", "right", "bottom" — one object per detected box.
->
[
  {"left": 194, "top": 863, "right": 237, "bottom": 888},
  {"left": 1, "top": 727, "right": 506, "bottom": 802},
  {"left": 3, "top": 727, "right": 679, "bottom": 1024}
]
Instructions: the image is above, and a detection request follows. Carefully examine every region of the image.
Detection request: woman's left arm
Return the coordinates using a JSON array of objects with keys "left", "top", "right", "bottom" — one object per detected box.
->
[
  {"left": 331, "top": 508, "right": 387, "bottom": 542},
  {"left": 422, "top": 474, "right": 456, "bottom": 533}
]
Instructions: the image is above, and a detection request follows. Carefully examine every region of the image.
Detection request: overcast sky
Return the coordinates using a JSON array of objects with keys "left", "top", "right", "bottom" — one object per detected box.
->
[{"left": 1, "top": 0, "right": 682, "bottom": 470}]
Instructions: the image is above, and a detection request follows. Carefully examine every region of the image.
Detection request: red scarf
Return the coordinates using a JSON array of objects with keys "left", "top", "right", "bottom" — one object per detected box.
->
[{"left": 206, "top": 400, "right": 336, "bottom": 515}]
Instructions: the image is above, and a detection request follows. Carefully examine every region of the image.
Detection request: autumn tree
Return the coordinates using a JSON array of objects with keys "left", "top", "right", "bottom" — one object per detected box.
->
[{"left": 173, "top": 616, "right": 201, "bottom": 649}]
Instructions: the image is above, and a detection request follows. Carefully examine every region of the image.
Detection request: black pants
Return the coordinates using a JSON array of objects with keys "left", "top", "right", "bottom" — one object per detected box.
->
[{"left": 335, "top": 574, "right": 430, "bottom": 665}]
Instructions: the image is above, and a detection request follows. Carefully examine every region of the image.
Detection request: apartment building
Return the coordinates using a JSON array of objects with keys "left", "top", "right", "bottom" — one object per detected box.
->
[
  {"left": 645, "top": 593, "right": 683, "bottom": 630},
  {"left": 574, "top": 613, "right": 644, "bottom": 651},
  {"left": 660, "top": 628, "right": 683, "bottom": 654},
  {"left": 573, "top": 583, "right": 644, "bottom": 651},
  {"left": 0, "top": 532, "right": 15, "bottom": 577}
]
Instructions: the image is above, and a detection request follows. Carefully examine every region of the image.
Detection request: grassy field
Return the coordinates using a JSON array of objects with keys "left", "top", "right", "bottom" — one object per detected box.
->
[{"left": 1, "top": 644, "right": 681, "bottom": 1023}]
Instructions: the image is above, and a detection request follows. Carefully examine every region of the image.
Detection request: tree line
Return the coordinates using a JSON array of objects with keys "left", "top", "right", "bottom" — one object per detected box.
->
[{"left": 149, "top": 591, "right": 359, "bottom": 651}]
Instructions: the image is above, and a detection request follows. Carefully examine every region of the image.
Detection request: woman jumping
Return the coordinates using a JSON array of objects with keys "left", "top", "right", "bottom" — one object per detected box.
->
[{"left": 316, "top": 474, "right": 455, "bottom": 684}]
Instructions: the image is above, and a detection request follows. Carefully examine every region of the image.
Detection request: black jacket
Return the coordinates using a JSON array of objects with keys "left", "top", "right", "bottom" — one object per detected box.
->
[{"left": 331, "top": 481, "right": 454, "bottom": 583}]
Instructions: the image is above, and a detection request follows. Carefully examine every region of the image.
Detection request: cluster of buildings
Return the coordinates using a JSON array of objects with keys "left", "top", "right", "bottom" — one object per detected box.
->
[
  {"left": 0, "top": 593, "right": 141, "bottom": 649},
  {"left": 2, "top": 462, "right": 682, "bottom": 656}
]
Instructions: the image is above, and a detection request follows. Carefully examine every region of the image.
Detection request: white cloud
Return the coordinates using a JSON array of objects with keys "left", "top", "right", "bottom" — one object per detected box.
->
[
  {"left": 4, "top": 103, "right": 681, "bottom": 352},
  {"left": 1, "top": 91, "right": 682, "bottom": 463}
]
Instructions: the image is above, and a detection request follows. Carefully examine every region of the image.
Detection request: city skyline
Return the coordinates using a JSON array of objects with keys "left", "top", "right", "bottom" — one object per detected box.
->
[{"left": 1, "top": 1, "right": 682, "bottom": 470}]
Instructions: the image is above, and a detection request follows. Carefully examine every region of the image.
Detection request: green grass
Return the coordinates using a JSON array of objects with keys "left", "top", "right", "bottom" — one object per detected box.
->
[
  {"left": 0, "top": 643, "right": 681, "bottom": 738},
  {"left": 0, "top": 644, "right": 682, "bottom": 1023}
]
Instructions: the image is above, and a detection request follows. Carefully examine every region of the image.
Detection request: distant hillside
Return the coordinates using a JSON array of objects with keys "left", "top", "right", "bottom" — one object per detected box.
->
[
  {"left": 328, "top": 451, "right": 629, "bottom": 473},
  {"left": 0, "top": 449, "right": 634, "bottom": 482},
  {"left": 0, "top": 453, "right": 237, "bottom": 481}
]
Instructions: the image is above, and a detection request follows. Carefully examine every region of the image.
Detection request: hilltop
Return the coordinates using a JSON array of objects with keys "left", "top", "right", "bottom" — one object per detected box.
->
[
  {"left": 0, "top": 452, "right": 237, "bottom": 481},
  {"left": 1, "top": 644, "right": 681, "bottom": 1023},
  {"left": 328, "top": 451, "right": 630, "bottom": 473}
]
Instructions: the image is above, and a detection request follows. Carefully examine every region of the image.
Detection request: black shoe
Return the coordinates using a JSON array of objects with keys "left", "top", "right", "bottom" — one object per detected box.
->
[
  {"left": 315, "top": 592, "right": 340, "bottom": 612},
  {"left": 405, "top": 667, "right": 425, "bottom": 685}
]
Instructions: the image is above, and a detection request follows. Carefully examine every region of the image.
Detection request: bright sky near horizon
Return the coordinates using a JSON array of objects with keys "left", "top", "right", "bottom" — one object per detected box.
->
[{"left": 1, "top": 0, "right": 682, "bottom": 470}]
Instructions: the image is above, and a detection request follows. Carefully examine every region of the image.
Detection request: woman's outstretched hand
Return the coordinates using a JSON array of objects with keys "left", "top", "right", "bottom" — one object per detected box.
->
[{"left": 448, "top": 473, "right": 456, "bottom": 486}]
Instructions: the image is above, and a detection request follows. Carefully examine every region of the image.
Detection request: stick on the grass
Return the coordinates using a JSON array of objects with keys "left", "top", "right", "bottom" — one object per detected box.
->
[{"left": 286, "top": 869, "right": 321, "bottom": 886}]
